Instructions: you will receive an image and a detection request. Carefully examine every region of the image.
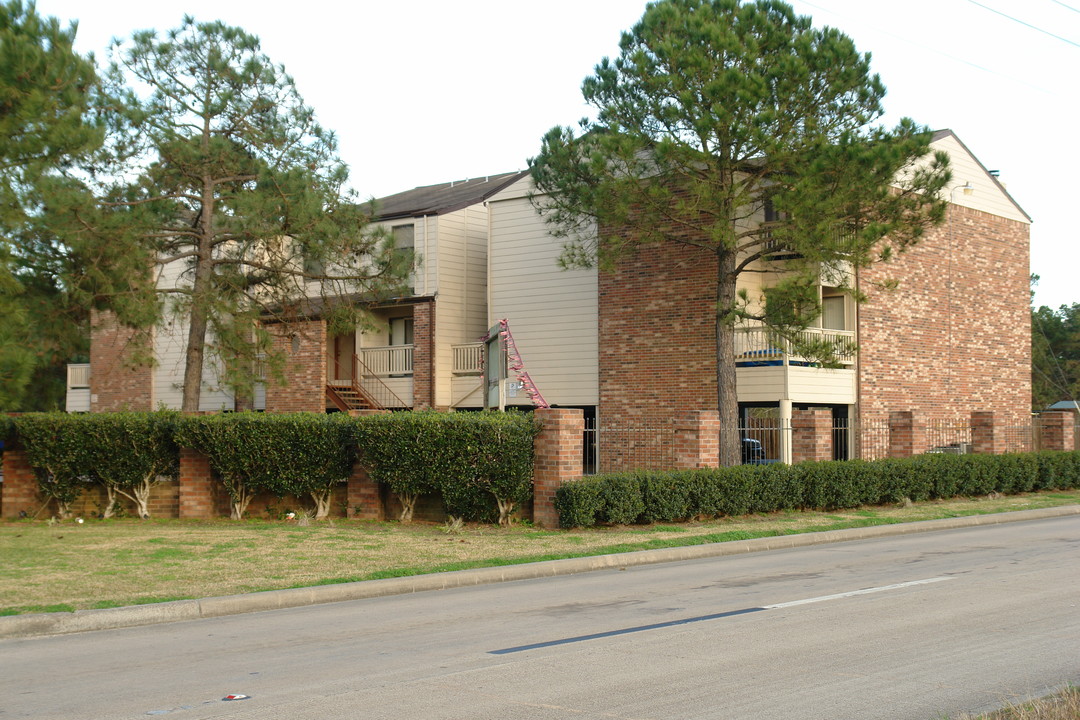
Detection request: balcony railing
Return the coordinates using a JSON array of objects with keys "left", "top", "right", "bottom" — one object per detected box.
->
[
  {"left": 360, "top": 345, "right": 413, "bottom": 376},
  {"left": 735, "top": 326, "right": 856, "bottom": 365},
  {"left": 452, "top": 343, "right": 484, "bottom": 375},
  {"left": 67, "top": 363, "right": 90, "bottom": 389}
]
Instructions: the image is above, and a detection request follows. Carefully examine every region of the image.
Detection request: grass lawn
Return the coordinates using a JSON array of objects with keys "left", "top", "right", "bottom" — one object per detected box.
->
[{"left": 2, "top": 489, "right": 1078, "bottom": 616}]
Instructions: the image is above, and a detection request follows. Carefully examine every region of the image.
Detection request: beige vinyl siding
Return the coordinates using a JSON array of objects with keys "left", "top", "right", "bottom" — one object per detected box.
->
[
  {"left": 928, "top": 134, "right": 1029, "bottom": 223},
  {"left": 432, "top": 206, "right": 489, "bottom": 407},
  {"left": 489, "top": 185, "right": 598, "bottom": 406},
  {"left": 451, "top": 376, "right": 484, "bottom": 408},
  {"left": 736, "top": 365, "right": 856, "bottom": 404},
  {"left": 152, "top": 258, "right": 234, "bottom": 411}
]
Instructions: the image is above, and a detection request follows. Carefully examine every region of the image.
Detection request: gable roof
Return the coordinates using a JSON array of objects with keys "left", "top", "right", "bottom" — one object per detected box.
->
[
  {"left": 931, "top": 129, "right": 1031, "bottom": 222},
  {"left": 373, "top": 171, "right": 529, "bottom": 221}
]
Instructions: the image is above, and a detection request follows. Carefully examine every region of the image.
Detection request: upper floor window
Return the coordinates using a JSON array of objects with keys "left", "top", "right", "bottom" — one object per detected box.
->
[{"left": 392, "top": 224, "right": 414, "bottom": 251}]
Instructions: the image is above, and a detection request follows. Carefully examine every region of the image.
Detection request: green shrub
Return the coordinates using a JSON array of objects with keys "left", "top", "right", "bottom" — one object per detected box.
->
[
  {"left": 554, "top": 477, "right": 604, "bottom": 528},
  {"left": 640, "top": 471, "right": 694, "bottom": 523},
  {"left": 13, "top": 413, "right": 97, "bottom": 518},
  {"left": 596, "top": 473, "right": 645, "bottom": 525},
  {"left": 559, "top": 449, "right": 1080, "bottom": 528},
  {"left": 457, "top": 412, "right": 540, "bottom": 525},
  {"left": 997, "top": 453, "right": 1038, "bottom": 494},
  {"left": 81, "top": 412, "right": 180, "bottom": 518},
  {"left": 751, "top": 463, "right": 802, "bottom": 513},
  {"left": 796, "top": 459, "right": 868, "bottom": 510},
  {"left": 175, "top": 413, "right": 355, "bottom": 519},
  {"left": 354, "top": 410, "right": 539, "bottom": 524}
]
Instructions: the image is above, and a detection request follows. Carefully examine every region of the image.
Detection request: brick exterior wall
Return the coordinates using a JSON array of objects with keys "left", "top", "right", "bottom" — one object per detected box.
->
[
  {"left": 412, "top": 300, "right": 435, "bottom": 410},
  {"left": 598, "top": 241, "right": 718, "bottom": 422},
  {"left": 532, "top": 407, "right": 584, "bottom": 528},
  {"left": 858, "top": 205, "right": 1030, "bottom": 423},
  {"left": 179, "top": 448, "right": 226, "bottom": 518},
  {"left": 263, "top": 319, "right": 327, "bottom": 413},
  {"left": 888, "top": 411, "right": 927, "bottom": 458},
  {"left": 89, "top": 310, "right": 154, "bottom": 412},
  {"left": 595, "top": 202, "right": 1031, "bottom": 441}
]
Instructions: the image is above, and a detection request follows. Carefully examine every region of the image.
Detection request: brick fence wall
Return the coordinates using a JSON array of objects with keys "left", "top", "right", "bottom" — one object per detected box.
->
[{"left": 4, "top": 408, "right": 1073, "bottom": 521}]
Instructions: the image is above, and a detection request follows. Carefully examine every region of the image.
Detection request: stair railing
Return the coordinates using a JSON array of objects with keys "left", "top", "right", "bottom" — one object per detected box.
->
[{"left": 352, "top": 353, "right": 408, "bottom": 410}]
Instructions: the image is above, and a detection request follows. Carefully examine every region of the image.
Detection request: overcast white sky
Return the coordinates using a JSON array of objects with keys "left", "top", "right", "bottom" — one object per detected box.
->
[{"left": 34, "top": 0, "right": 1080, "bottom": 309}]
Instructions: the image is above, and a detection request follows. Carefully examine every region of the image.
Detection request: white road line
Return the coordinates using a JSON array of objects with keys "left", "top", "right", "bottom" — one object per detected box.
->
[{"left": 763, "top": 576, "right": 956, "bottom": 609}]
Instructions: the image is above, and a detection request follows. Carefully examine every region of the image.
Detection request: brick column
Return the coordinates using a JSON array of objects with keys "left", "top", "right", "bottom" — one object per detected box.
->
[
  {"left": 971, "top": 411, "right": 1005, "bottom": 455},
  {"left": 672, "top": 411, "right": 720, "bottom": 469},
  {"left": 348, "top": 409, "right": 388, "bottom": 519},
  {"left": 1, "top": 444, "right": 40, "bottom": 518},
  {"left": 412, "top": 300, "right": 435, "bottom": 410},
  {"left": 792, "top": 408, "right": 833, "bottom": 463},
  {"left": 178, "top": 447, "right": 218, "bottom": 519},
  {"left": 889, "top": 411, "right": 927, "bottom": 458},
  {"left": 1040, "top": 411, "right": 1075, "bottom": 452},
  {"left": 532, "top": 408, "right": 583, "bottom": 529}
]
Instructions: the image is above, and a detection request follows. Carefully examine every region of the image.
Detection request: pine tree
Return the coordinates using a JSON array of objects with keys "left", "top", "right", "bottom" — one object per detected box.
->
[
  {"left": 0, "top": 1, "right": 102, "bottom": 409},
  {"left": 530, "top": 0, "right": 951, "bottom": 465},
  {"left": 79, "top": 18, "right": 407, "bottom": 411}
]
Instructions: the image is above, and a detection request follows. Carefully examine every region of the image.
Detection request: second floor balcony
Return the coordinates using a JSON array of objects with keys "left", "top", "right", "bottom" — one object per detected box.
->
[{"left": 735, "top": 326, "right": 856, "bottom": 366}]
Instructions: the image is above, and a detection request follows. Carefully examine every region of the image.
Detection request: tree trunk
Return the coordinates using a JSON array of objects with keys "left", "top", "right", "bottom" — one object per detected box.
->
[
  {"left": 716, "top": 250, "right": 741, "bottom": 467},
  {"left": 229, "top": 483, "right": 253, "bottom": 520},
  {"left": 397, "top": 492, "right": 417, "bottom": 523},
  {"left": 310, "top": 488, "right": 332, "bottom": 520},
  {"left": 101, "top": 484, "right": 118, "bottom": 518},
  {"left": 180, "top": 163, "right": 216, "bottom": 413},
  {"left": 496, "top": 497, "right": 515, "bottom": 527},
  {"left": 117, "top": 476, "right": 154, "bottom": 518}
]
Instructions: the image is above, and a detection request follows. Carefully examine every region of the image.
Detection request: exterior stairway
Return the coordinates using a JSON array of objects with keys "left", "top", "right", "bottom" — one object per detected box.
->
[
  {"left": 325, "top": 354, "right": 409, "bottom": 412},
  {"left": 326, "top": 383, "right": 380, "bottom": 411}
]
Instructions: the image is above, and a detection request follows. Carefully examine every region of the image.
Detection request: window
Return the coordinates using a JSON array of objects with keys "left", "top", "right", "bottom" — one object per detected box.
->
[
  {"left": 392, "top": 224, "right": 415, "bottom": 293},
  {"left": 392, "top": 224, "right": 414, "bottom": 251},
  {"left": 390, "top": 317, "right": 414, "bottom": 346},
  {"left": 822, "top": 295, "right": 846, "bottom": 331}
]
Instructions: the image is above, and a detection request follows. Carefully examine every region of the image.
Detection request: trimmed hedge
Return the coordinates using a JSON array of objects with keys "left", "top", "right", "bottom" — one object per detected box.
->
[
  {"left": 353, "top": 411, "right": 540, "bottom": 524},
  {"left": 554, "top": 451, "right": 1080, "bottom": 528},
  {"left": 175, "top": 413, "right": 355, "bottom": 519},
  {"left": 80, "top": 412, "right": 180, "bottom": 518},
  {"left": 9, "top": 410, "right": 539, "bottom": 523},
  {"left": 12, "top": 413, "right": 98, "bottom": 518}
]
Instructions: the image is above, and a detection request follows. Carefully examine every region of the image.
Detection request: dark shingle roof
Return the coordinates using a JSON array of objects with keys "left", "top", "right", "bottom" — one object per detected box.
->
[{"left": 372, "top": 171, "right": 528, "bottom": 220}]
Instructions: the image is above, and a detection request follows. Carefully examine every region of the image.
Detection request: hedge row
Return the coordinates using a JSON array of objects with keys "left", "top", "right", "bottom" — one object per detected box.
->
[
  {"left": 355, "top": 411, "right": 540, "bottom": 525},
  {"left": 554, "top": 452, "right": 1080, "bottom": 528},
  {"left": 8, "top": 411, "right": 540, "bottom": 522}
]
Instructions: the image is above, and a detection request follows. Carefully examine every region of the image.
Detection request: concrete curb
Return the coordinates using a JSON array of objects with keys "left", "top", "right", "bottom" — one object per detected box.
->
[{"left": 4, "top": 504, "right": 1078, "bottom": 640}]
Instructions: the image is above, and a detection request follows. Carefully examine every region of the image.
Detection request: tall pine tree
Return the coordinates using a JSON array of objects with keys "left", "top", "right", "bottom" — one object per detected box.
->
[
  {"left": 0, "top": 1, "right": 102, "bottom": 409},
  {"left": 531, "top": 0, "right": 950, "bottom": 465},
  {"left": 74, "top": 18, "right": 408, "bottom": 411}
]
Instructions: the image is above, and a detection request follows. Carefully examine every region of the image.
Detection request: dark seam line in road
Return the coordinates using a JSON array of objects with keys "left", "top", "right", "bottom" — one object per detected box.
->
[{"left": 488, "top": 607, "right": 766, "bottom": 655}]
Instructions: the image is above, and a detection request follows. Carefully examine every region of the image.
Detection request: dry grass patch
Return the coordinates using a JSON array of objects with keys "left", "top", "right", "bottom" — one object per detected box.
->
[
  {"left": 955, "top": 686, "right": 1080, "bottom": 719},
  {"left": 2, "top": 490, "right": 1077, "bottom": 615}
]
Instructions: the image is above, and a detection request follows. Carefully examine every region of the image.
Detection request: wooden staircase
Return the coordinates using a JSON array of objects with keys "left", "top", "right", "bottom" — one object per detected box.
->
[{"left": 325, "top": 353, "right": 408, "bottom": 412}]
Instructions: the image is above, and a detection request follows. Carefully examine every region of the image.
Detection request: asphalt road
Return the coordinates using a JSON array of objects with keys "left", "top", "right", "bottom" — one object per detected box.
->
[{"left": 2, "top": 514, "right": 1078, "bottom": 719}]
